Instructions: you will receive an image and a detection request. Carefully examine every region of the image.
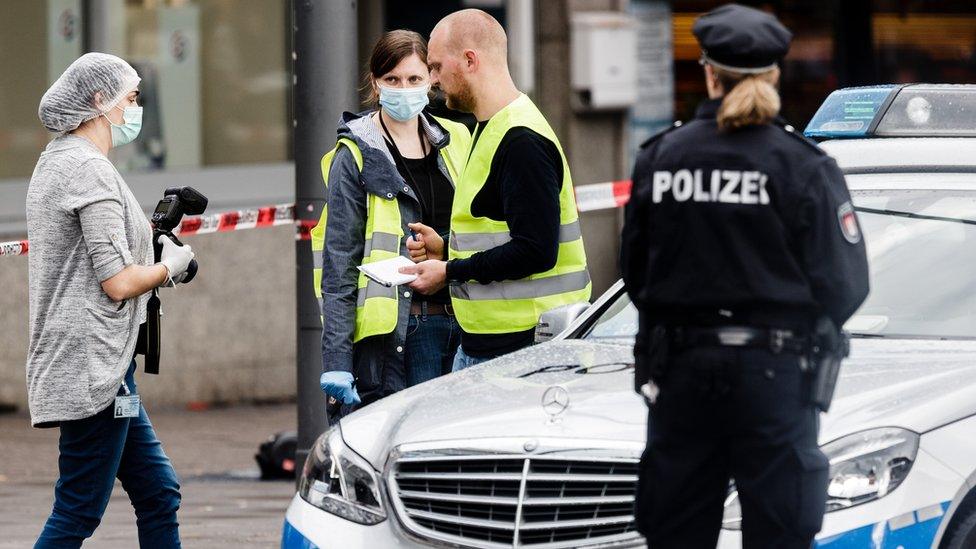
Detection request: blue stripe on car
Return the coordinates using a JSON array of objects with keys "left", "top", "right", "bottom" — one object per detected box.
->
[
  {"left": 816, "top": 502, "right": 950, "bottom": 549},
  {"left": 281, "top": 519, "right": 317, "bottom": 549}
]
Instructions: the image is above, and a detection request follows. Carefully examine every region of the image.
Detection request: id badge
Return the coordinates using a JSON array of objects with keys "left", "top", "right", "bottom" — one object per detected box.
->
[{"left": 114, "top": 395, "right": 141, "bottom": 419}]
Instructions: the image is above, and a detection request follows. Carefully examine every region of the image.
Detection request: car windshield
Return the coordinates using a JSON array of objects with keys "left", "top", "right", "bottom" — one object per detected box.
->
[{"left": 582, "top": 188, "right": 976, "bottom": 342}]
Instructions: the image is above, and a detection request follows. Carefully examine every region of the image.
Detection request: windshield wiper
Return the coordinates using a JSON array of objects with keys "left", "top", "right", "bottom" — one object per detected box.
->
[
  {"left": 855, "top": 207, "right": 976, "bottom": 226},
  {"left": 849, "top": 332, "right": 976, "bottom": 341},
  {"left": 848, "top": 332, "right": 886, "bottom": 339}
]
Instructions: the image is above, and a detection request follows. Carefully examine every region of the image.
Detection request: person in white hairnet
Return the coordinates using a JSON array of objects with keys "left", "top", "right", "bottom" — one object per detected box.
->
[{"left": 27, "top": 52, "right": 191, "bottom": 548}]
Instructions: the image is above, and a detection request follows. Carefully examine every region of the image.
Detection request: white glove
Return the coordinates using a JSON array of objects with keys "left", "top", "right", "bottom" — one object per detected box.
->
[{"left": 158, "top": 235, "right": 194, "bottom": 282}]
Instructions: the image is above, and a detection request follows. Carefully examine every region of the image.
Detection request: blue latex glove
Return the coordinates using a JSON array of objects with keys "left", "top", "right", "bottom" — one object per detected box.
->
[{"left": 320, "top": 371, "right": 361, "bottom": 405}]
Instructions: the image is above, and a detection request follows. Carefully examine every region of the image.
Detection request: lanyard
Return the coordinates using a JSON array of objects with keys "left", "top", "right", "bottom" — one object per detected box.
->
[{"left": 379, "top": 112, "right": 435, "bottom": 222}]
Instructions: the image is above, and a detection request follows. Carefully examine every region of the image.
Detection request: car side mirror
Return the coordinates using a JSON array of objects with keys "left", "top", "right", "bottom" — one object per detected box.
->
[{"left": 535, "top": 302, "right": 590, "bottom": 343}]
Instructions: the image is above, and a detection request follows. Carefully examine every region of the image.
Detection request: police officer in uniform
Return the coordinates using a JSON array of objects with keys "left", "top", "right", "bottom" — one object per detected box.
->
[{"left": 622, "top": 5, "right": 869, "bottom": 548}]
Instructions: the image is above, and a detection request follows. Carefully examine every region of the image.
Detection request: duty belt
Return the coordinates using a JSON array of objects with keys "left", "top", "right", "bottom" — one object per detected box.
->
[{"left": 671, "top": 326, "right": 809, "bottom": 355}]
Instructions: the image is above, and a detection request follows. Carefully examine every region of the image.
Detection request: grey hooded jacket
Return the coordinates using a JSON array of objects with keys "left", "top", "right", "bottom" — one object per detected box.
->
[{"left": 321, "top": 111, "right": 463, "bottom": 411}]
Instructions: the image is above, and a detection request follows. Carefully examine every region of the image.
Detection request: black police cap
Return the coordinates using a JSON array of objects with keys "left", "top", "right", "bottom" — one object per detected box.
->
[{"left": 692, "top": 3, "right": 792, "bottom": 73}]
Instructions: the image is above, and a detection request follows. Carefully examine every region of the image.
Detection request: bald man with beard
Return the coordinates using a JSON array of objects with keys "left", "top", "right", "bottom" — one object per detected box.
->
[{"left": 402, "top": 9, "right": 591, "bottom": 370}]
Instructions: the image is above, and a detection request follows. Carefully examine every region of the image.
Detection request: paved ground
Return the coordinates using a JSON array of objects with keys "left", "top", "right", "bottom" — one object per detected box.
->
[{"left": 0, "top": 403, "right": 298, "bottom": 548}]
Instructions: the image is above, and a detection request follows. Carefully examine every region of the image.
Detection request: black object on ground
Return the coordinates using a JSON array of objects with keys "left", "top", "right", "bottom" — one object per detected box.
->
[{"left": 255, "top": 431, "right": 298, "bottom": 480}]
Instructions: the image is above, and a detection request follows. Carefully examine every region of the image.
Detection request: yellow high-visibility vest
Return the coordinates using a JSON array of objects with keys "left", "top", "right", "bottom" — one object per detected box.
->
[
  {"left": 449, "top": 94, "right": 591, "bottom": 334},
  {"left": 311, "top": 115, "right": 470, "bottom": 342}
]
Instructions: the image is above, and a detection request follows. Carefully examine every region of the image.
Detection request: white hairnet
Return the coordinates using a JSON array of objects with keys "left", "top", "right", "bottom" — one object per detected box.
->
[{"left": 38, "top": 52, "right": 141, "bottom": 133}]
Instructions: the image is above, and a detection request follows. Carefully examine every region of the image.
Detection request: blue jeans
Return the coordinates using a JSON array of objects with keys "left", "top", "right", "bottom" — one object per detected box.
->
[
  {"left": 451, "top": 345, "right": 494, "bottom": 372},
  {"left": 35, "top": 360, "right": 182, "bottom": 549},
  {"left": 405, "top": 309, "right": 461, "bottom": 387}
]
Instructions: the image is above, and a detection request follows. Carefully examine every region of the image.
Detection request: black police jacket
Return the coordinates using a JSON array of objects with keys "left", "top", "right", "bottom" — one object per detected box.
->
[{"left": 621, "top": 99, "right": 869, "bottom": 330}]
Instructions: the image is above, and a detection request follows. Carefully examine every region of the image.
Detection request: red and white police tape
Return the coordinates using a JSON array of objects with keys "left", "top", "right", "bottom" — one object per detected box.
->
[
  {"left": 0, "top": 239, "right": 29, "bottom": 258},
  {"left": 574, "top": 179, "right": 633, "bottom": 213},
  {"left": 0, "top": 181, "right": 635, "bottom": 258},
  {"left": 176, "top": 203, "right": 296, "bottom": 236},
  {"left": 0, "top": 203, "right": 298, "bottom": 258}
]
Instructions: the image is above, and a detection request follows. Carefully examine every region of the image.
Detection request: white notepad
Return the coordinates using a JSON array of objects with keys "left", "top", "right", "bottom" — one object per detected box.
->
[{"left": 357, "top": 256, "right": 418, "bottom": 287}]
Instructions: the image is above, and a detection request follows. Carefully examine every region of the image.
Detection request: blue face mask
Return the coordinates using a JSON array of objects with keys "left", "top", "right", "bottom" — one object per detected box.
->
[
  {"left": 378, "top": 84, "right": 430, "bottom": 122},
  {"left": 104, "top": 105, "right": 143, "bottom": 147}
]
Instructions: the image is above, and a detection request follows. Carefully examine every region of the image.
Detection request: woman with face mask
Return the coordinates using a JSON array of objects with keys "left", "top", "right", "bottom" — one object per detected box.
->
[
  {"left": 28, "top": 52, "right": 192, "bottom": 548},
  {"left": 313, "top": 30, "right": 471, "bottom": 415}
]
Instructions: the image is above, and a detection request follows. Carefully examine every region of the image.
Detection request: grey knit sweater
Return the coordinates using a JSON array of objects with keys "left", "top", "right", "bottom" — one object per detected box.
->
[{"left": 26, "top": 135, "right": 152, "bottom": 427}]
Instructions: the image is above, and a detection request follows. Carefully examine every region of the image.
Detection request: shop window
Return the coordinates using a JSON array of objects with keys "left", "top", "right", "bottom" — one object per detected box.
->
[
  {"left": 0, "top": 1, "right": 83, "bottom": 179},
  {"left": 0, "top": 0, "right": 290, "bottom": 179},
  {"left": 113, "top": 0, "right": 289, "bottom": 171}
]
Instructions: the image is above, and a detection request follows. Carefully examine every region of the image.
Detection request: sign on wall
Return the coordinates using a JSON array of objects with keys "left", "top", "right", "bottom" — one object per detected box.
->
[
  {"left": 158, "top": 5, "right": 202, "bottom": 168},
  {"left": 629, "top": 0, "right": 674, "bottom": 157}
]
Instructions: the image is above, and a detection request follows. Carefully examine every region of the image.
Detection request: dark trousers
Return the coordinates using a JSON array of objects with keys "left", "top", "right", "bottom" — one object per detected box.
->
[
  {"left": 333, "top": 310, "right": 461, "bottom": 421},
  {"left": 636, "top": 346, "right": 827, "bottom": 549},
  {"left": 405, "top": 309, "right": 461, "bottom": 386},
  {"left": 35, "top": 360, "right": 182, "bottom": 548}
]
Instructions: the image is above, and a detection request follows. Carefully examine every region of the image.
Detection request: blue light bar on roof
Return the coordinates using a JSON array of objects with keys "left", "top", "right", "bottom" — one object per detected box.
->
[
  {"left": 805, "top": 84, "right": 976, "bottom": 139},
  {"left": 804, "top": 86, "right": 897, "bottom": 139}
]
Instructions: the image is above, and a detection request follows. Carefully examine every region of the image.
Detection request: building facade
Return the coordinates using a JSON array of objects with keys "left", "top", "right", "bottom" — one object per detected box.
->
[{"left": 1, "top": 0, "right": 975, "bottom": 412}]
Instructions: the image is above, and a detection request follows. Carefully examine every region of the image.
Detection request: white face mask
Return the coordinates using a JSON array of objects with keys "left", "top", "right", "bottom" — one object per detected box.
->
[
  {"left": 103, "top": 104, "right": 143, "bottom": 147},
  {"left": 378, "top": 84, "right": 430, "bottom": 121}
]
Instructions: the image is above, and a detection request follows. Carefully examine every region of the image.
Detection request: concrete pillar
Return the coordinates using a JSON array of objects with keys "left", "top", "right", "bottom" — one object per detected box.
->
[
  {"left": 358, "top": 0, "right": 385, "bottom": 98},
  {"left": 292, "top": 0, "right": 358, "bottom": 476},
  {"left": 507, "top": 0, "right": 536, "bottom": 95}
]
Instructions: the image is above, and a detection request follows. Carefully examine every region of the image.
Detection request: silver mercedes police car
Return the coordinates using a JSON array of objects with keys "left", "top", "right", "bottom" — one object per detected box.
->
[{"left": 283, "top": 85, "right": 976, "bottom": 549}]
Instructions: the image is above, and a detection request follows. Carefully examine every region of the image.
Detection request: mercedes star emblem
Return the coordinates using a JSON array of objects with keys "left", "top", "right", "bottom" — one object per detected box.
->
[{"left": 541, "top": 385, "right": 570, "bottom": 423}]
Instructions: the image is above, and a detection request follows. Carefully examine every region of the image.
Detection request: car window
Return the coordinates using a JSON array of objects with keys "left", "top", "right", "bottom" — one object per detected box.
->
[
  {"left": 847, "top": 188, "right": 976, "bottom": 338},
  {"left": 583, "top": 291, "right": 638, "bottom": 343},
  {"left": 581, "top": 187, "right": 976, "bottom": 342}
]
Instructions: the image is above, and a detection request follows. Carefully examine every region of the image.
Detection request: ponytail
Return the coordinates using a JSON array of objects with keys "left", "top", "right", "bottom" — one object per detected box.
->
[{"left": 715, "top": 66, "right": 781, "bottom": 132}]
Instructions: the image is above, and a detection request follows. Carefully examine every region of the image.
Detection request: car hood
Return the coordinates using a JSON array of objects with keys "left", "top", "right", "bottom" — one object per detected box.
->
[
  {"left": 340, "top": 340, "right": 644, "bottom": 467},
  {"left": 819, "top": 338, "right": 976, "bottom": 443},
  {"left": 339, "top": 338, "right": 976, "bottom": 469}
]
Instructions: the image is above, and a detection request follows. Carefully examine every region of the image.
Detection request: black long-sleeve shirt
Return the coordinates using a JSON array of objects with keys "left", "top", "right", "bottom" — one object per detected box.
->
[
  {"left": 447, "top": 124, "right": 563, "bottom": 357},
  {"left": 393, "top": 147, "right": 454, "bottom": 304}
]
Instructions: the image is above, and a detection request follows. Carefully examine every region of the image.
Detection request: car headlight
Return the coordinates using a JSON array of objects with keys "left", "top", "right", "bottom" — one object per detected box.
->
[
  {"left": 298, "top": 426, "right": 386, "bottom": 524},
  {"left": 722, "top": 427, "right": 919, "bottom": 530},
  {"left": 821, "top": 427, "right": 919, "bottom": 511}
]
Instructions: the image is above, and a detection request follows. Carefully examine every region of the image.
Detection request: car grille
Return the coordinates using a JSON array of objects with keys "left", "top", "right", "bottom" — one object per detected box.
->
[{"left": 389, "top": 454, "right": 641, "bottom": 548}]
